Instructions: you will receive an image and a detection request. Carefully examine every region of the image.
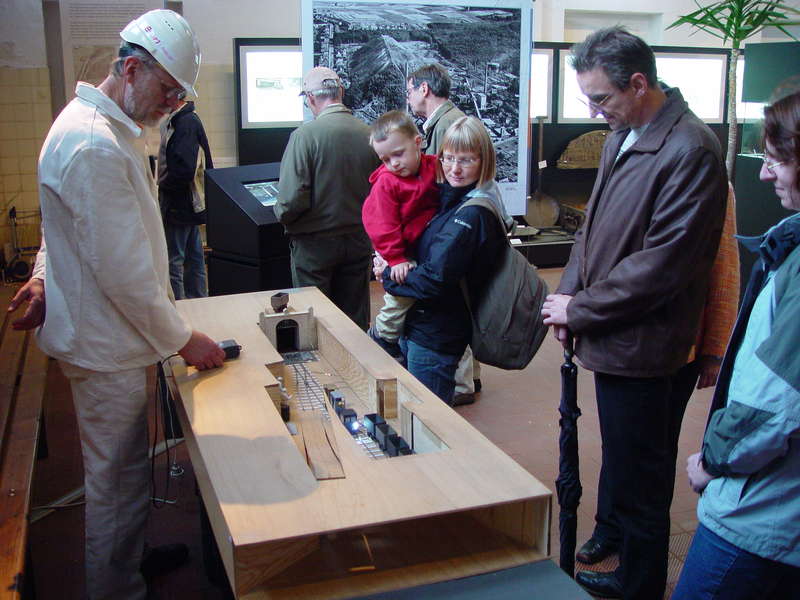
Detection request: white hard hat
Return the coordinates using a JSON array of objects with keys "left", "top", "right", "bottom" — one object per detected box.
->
[{"left": 120, "top": 9, "right": 201, "bottom": 99}]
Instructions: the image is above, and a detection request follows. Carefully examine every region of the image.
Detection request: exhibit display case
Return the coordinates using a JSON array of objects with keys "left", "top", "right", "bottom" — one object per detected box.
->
[
  {"left": 205, "top": 163, "right": 292, "bottom": 296},
  {"left": 166, "top": 288, "right": 552, "bottom": 598}
]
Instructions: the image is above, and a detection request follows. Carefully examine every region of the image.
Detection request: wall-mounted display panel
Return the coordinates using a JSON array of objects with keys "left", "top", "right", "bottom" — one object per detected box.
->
[
  {"left": 654, "top": 52, "right": 726, "bottom": 123},
  {"left": 741, "top": 41, "right": 800, "bottom": 102},
  {"left": 234, "top": 38, "right": 302, "bottom": 166},
  {"left": 735, "top": 59, "right": 766, "bottom": 123},
  {"left": 530, "top": 48, "right": 553, "bottom": 120},
  {"left": 303, "top": 0, "right": 533, "bottom": 216},
  {"left": 238, "top": 44, "right": 303, "bottom": 129},
  {"left": 558, "top": 52, "right": 606, "bottom": 123}
]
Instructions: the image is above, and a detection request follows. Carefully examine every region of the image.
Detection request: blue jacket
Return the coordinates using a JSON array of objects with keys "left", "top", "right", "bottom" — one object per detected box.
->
[
  {"left": 383, "top": 181, "right": 507, "bottom": 356},
  {"left": 698, "top": 213, "right": 800, "bottom": 566}
]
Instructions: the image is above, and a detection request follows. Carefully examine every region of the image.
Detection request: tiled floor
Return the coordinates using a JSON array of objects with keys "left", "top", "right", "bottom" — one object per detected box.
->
[{"left": 20, "top": 268, "right": 711, "bottom": 599}]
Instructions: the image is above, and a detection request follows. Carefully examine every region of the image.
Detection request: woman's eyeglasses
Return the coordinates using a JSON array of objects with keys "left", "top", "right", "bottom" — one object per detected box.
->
[
  {"left": 440, "top": 155, "right": 479, "bottom": 167},
  {"left": 762, "top": 156, "right": 787, "bottom": 174}
]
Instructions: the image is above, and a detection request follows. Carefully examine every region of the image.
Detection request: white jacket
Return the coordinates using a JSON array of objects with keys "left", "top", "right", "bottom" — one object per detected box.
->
[{"left": 32, "top": 83, "right": 191, "bottom": 371}]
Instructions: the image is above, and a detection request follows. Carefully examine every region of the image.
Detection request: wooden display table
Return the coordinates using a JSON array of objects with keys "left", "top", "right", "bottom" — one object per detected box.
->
[{"left": 166, "top": 288, "right": 551, "bottom": 599}]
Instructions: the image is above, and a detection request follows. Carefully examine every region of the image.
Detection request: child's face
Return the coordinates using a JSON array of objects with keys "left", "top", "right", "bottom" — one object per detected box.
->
[
  {"left": 441, "top": 149, "right": 481, "bottom": 188},
  {"left": 371, "top": 131, "right": 422, "bottom": 178}
]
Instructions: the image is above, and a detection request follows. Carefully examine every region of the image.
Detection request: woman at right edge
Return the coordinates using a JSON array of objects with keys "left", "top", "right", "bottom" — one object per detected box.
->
[{"left": 672, "top": 82, "right": 800, "bottom": 600}]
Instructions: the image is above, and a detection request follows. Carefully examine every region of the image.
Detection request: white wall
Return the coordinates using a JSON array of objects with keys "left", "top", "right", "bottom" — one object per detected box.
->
[
  {"left": 184, "top": 0, "right": 301, "bottom": 65},
  {"left": 0, "top": 0, "right": 50, "bottom": 251},
  {"left": 0, "top": 0, "right": 47, "bottom": 68},
  {"left": 534, "top": 0, "right": 800, "bottom": 46}
]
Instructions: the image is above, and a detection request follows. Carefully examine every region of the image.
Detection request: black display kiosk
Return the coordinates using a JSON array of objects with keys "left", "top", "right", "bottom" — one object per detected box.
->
[{"left": 205, "top": 162, "right": 292, "bottom": 296}]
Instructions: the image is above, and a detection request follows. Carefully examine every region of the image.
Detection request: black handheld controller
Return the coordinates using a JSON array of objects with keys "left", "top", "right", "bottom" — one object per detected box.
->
[{"left": 218, "top": 339, "right": 242, "bottom": 360}]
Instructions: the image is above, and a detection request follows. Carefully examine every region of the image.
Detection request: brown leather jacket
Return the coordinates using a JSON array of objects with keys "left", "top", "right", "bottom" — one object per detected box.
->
[{"left": 557, "top": 89, "right": 727, "bottom": 377}]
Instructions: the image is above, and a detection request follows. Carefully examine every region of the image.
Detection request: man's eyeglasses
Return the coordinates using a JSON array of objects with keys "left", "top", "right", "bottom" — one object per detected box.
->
[
  {"left": 440, "top": 155, "right": 479, "bottom": 167},
  {"left": 576, "top": 92, "right": 614, "bottom": 114},
  {"left": 145, "top": 62, "right": 186, "bottom": 101},
  {"left": 762, "top": 156, "right": 787, "bottom": 174}
]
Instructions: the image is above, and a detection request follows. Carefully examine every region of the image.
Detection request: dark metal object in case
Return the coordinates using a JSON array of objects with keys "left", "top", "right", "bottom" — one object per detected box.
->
[{"left": 271, "top": 292, "right": 289, "bottom": 313}]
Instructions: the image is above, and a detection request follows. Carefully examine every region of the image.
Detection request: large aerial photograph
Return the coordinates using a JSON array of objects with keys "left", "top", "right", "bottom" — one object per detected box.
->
[{"left": 311, "top": 1, "right": 523, "bottom": 183}]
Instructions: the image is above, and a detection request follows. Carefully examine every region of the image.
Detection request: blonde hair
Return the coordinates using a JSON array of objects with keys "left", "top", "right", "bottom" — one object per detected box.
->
[
  {"left": 438, "top": 116, "right": 496, "bottom": 187},
  {"left": 370, "top": 110, "right": 420, "bottom": 145}
]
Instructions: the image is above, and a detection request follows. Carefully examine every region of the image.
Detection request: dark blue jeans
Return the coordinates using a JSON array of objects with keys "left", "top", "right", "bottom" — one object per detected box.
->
[
  {"left": 673, "top": 523, "right": 800, "bottom": 600},
  {"left": 400, "top": 338, "right": 460, "bottom": 405},
  {"left": 164, "top": 222, "right": 207, "bottom": 299}
]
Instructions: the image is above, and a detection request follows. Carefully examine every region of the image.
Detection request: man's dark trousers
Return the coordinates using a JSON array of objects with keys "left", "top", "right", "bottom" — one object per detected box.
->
[
  {"left": 594, "top": 366, "right": 696, "bottom": 599},
  {"left": 592, "top": 362, "right": 700, "bottom": 550},
  {"left": 289, "top": 230, "right": 372, "bottom": 330}
]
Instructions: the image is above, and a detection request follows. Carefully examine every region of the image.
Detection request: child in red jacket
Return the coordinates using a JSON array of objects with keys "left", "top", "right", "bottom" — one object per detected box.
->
[{"left": 362, "top": 110, "right": 439, "bottom": 358}]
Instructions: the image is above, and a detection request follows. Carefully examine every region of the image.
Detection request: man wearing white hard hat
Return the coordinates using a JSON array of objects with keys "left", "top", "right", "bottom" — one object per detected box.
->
[
  {"left": 275, "top": 66, "right": 379, "bottom": 330},
  {"left": 7, "top": 10, "right": 224, "bottom": 599}
]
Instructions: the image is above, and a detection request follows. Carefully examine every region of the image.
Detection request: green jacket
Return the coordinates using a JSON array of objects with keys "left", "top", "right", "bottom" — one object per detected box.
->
[
  {"left": 423, "top": 100, "right": 466, "bottom": 155},
  {"left": 275, "top": 104, "right": 378, "bottom": 236}
]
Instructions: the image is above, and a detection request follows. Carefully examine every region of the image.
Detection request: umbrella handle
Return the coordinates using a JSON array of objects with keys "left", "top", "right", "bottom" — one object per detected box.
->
[{"left": 564, "top": 330, "right": 574, "bottom": 362}]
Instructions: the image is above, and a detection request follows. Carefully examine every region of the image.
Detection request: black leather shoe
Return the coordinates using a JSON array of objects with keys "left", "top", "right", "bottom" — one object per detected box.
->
[
  {"left": 141, "top": 543, "right": 189, "bottom": 580},
  {"left": 450, "top": 394, "right": 475, "bottom": 406},
  {"left": 576, "top": 536, "right": 619, "bottom": 564},
  {"left": 452, "top": 392, "right": 476, "bottom": 406},
  {"left": 575, "top": 570, "right": 623, "bottom": 599}
]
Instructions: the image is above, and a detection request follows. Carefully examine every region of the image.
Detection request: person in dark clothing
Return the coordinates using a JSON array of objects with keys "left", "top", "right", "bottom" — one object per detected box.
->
[
  {"left": 158, "top": 99, "right": 212, "bottom": 299},
  {"left": 382, "top": 116, "right": 506, "bottom": 404},
  {"left": 541, "top": 27, "right": 726, "bottom": 600}
]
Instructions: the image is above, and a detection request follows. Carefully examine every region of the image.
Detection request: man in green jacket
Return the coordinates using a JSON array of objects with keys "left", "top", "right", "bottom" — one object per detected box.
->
[{"left": 276, "top": 67, "right": 378, "bottom": 329}]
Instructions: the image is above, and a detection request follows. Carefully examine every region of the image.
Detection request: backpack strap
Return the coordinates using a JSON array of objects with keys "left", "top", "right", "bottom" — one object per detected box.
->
[
  {"left": 457, "top": 196, "right": 507, "bottom": 232},
  {"left": 456, "top": 196, "right": 509, "bottom": 317}
]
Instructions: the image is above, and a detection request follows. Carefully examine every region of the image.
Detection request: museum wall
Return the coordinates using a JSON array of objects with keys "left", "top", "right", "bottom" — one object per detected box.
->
[
  {"left": 185, "top": 0, "right": 798, "bottom": 168},
  {"left": 0, "top": 0, "right": 798, "bottom": 251},
  {"left": 0, "top": 0, "right": 50, "bottom": 252}
]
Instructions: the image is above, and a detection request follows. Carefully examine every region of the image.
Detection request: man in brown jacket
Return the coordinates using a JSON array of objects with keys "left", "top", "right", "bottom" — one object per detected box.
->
[{"left": 542, "top": 28, "right": 726, "bottom": 600}]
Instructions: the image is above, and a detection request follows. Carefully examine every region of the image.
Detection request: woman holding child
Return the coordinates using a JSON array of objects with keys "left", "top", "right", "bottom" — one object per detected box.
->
[{"left": 369, "top": 115, "right": 510, "bottom": 405}]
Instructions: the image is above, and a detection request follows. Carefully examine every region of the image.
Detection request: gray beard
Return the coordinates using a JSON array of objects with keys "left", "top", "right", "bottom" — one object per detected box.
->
[{"left": 122, "top": 84, "right": 167, "bottom": 128}]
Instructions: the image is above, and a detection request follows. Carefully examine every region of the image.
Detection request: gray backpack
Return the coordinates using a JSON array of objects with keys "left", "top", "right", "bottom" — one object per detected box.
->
[{"left": 458, "top": 197, "right": 549, "bottom": 370}]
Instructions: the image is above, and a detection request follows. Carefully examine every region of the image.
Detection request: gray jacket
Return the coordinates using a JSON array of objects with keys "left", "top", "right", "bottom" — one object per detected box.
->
[
  {"left": 423, "top": 100, "right": 466, "bottom": 155},
  {"left": 699, "top": 216, "right": 800, "bottom": 566},
  {"left": 275, "top": 104, "right": 378, "bottom": 236}
]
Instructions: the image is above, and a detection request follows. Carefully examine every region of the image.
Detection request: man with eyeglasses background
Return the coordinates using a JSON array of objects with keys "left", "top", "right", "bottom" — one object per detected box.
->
[
  {"left": 7, "top": 10, "right": 225, "bottom": 599},
  {"left": 275, "top": 67, "right": 379, "bottom": 330},
  {"left": 541, "top": 27, "right": 727, "bottom": 600},
  {"left": 406, "top": 63, "right": 487, "bottom": 406},
  {"left": 406, "top": 63, "right": 467, "bottom": 155}
]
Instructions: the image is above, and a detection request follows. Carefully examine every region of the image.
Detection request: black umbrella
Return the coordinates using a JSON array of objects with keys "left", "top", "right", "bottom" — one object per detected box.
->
[{"left": 555, "top": 332, "right": 582, "bottom": 577}]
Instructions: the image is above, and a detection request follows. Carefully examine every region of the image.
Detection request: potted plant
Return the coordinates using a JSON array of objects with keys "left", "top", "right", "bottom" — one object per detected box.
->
[{"left": 668, "top": 0, "right": 800, "bottom": 178}]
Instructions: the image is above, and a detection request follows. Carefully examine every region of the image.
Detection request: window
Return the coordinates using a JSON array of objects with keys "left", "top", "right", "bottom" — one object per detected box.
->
[
  {"left": 655, "top": 53, "right": 726, "bottom": 123},
  {"left": 558, "top": 52, "right": 606, "bottom": 123},
  {"left": 530, "top": 48, "right": 553, "bottom": 120}
]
